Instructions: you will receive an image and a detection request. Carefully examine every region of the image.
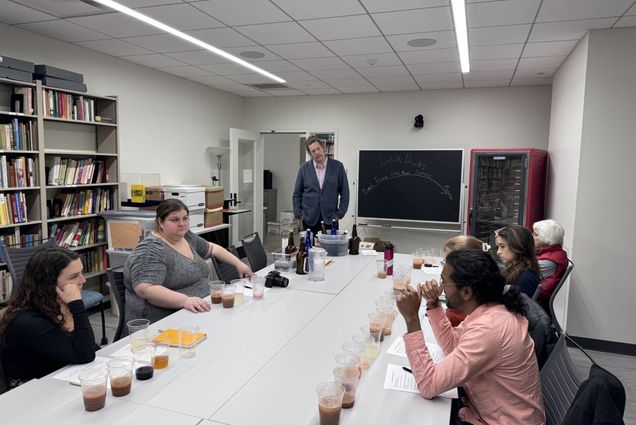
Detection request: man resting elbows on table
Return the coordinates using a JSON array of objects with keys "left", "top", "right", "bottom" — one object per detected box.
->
[{"left": 396, "top": 250, "right": 545, "bottom": 425}]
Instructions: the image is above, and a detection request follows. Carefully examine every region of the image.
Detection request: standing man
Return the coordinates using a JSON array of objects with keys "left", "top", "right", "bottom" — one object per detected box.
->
[{"left": 293, "top": 136, "right": 349, "bottom": 236}]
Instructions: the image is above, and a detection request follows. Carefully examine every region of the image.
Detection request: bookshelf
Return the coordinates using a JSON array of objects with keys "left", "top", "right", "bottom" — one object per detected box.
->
[
  {"left": 304, "top": 132, "right": 336, "bottom": 160},
  {"left": 0, "top": 77, "right": 120, "bottom": 303}
]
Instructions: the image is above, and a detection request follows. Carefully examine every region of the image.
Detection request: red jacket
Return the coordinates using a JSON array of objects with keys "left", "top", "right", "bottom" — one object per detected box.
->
[{"left": 536, "top": 245, "right": 569, "bottom": 310}]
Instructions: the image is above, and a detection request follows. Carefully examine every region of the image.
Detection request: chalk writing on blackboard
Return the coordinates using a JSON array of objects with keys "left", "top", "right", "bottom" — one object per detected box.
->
[{"left": 361, "top": 153, "right": 453, "bottom": 200}]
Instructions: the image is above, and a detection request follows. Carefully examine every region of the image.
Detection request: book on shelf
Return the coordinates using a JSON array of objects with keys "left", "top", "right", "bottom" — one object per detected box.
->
[
  {"left": 50, "top": 219, "right": 102, "bottom": 248},
  {"left": 47, "top": 157, "right": 106, "bottom": 186},
  {"left": 43, "top": 89, "right": 96, "bottom": 121},
  {"left": 51, "top": 188, "right": 111, "bottom": 217},
  {"left": 0, "top": 120, "right": 35, "bottom": 150},
  {"left": 12, "top": 86, "right": 34, "bottom": 115}
]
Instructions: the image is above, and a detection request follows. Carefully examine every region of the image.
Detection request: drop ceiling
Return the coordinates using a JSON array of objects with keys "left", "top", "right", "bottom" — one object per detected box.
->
[{"left": 2, "top": 0, "right": 635, "bottom": 97}]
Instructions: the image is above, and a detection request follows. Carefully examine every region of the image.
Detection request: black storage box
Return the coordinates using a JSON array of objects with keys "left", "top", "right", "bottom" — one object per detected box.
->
[
  {"left": 0, "top": 55, "right": 35, "bottom": 73},
  {"left": 34, "top": 64, "right": 84, "bottom": 83}
]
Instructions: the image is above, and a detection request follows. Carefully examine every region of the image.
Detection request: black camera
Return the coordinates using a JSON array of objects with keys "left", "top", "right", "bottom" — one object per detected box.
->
[{"left": 265, "top": 270, "right": 289, "bottom": 288}]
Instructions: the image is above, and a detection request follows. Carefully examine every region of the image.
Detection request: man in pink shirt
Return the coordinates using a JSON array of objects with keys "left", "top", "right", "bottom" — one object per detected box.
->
[{"left": 396, "top": 250, "right": 545, "bottom": 425}]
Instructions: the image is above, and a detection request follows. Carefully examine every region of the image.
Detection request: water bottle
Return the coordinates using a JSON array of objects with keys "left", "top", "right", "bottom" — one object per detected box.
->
[
  {"left": 384, "top": 243, "right": 394, "bottom": 276},
  {"left": 331, "top": 219, "right": 337, "bottom": 235},
  {"left": 305, "top": 229, "right": 312, "bottom": 252}
]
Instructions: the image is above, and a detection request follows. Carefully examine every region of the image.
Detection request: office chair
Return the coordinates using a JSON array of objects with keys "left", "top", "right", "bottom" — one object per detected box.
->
[
  {"left": 106, "top": 267, "right": 126, "bottom": 342},
  {"left": 521, "top": 293, "right": 556, "bottom": 369},
  {"left": 532, "top": 283, "right": 543, "bottom": 301},
  {"left": 211, "top": 245, "right": 241, "bottom": 283},
  {"left": 549, "top": 260, "right": 575, "bottom": 333},
  {"left": 2, "top": 239, "right": 109, "bottom": 345},
  {"left": 241, "top": 232, "right": 267, "bottom": 272}
]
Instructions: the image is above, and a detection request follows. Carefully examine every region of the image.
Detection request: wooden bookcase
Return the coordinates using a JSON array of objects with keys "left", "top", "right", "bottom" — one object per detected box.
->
[{"left": 0, "top": 77, "right": 120, "bottom": 303}]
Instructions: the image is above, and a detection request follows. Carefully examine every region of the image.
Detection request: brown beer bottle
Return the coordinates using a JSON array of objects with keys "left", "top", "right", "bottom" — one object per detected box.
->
[
  {"left": 284, "top": 231, "right": 296, "bottom": 254},
  {"left": 349, "top": 224, "right": 361, "bottom": 255},
  {"left": 296, "top": 237, "right": 307, "bottom": 274}
]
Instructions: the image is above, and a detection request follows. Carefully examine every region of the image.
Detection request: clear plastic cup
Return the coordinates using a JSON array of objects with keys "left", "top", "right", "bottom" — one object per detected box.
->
[
  {"left": 333, "top": 366, "right": 360, "bottom": 409},
  {"left": 209, "top": 280, "right": 224, "bottom": 305},
  {"left": 107, "top": 358, "right": 133, "bottom": 397},
  {"left": 376, "top": 258, "right": 387, "bottom": 279},
  {"left": 222, "top": 284, "right": 236, "bottom": 308},
  {"left": 368, "top": 312, "right": 385, "bottom": 341},
  {"left": 412, "top": 250, "right": 424, "bottom": 269},
  {"left": 230, "top": 279, "right": 247, "bottom": 305},
  {"left": 342, "top": 341, "right": 369, "bottom": 374},
  {"left": 392, "top": 265, "right": 410, "bottom": 291},
  {"left": 251, "top": 275, "right": 266, "bottom": 300},
  {"left": 78, "top": 368, "right": 107, "bottom": 412},
  {"left": 316, "top": 382, "right": 345, "bottom": 425},
  {"left": 133, "top": 345, "right": 155, "bottom": 380},
  {"left": 353, "top": 332, "right": 380, "bottom": 360},
  {"left": 127, "top": 318, "right": 149, "bottom": 353},
  {"left": 178, "top": 325, "right": 200, "bottom": 359}
]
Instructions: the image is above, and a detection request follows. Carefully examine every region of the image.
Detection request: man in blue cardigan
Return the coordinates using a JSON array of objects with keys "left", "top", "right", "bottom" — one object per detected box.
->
[{"left": 293, "top": 136, "right": 349, "bottom": 236}]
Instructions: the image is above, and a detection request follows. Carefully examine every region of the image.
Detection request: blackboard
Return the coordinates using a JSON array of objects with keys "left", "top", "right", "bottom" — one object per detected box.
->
[{"left": 357, "top": 150, "right": 463, "bottom": 223}]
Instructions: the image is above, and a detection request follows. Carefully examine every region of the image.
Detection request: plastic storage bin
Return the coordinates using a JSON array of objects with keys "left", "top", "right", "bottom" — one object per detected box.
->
[
  {"left": 316, "top": 233, "right": 349, "bottom": 257},
  {"left": 272, "top": 252, "right": 296, "bottom": 272}
]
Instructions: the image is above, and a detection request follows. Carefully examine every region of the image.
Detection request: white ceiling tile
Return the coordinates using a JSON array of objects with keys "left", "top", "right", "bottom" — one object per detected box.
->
[
  {"left": 470, "top": 44, "right": 524, "bottom": 60},
  {"left": 200, "top": 62, "right": 254, "bottom": 75},
  {"left": 469, "top": 24, "right": 531, "bottom": 46},
  {"left": 418, "top": 81, "right": 463, "bottom": 89},
  {"left": 398, "top": 48, "right": 459, "bottom": 64},
  {"left": 286, "top": 81, "right": 331, "bottom": 89},
  {"left": 339, "top": 87, "right": 380, "bottom": 93},
  {"left": 165, "top": 50, "right": 229, "bottom": 65},
  {"left": 511, "top": 77, "right": 553, "bottom": 86},
  {"left": 386, "top": 31, "right": 456, "bottom": 51},
  {"left": 517, "top": 56, "right": 566, "bottom": 70},
  {"left": 265, "top": 42, "right": 334, "bottom": 59},
  {"left": 324, "top": 37, "right": 393, "bottom": 55},
  {"left": 235, "top": 22, "right": 315, "bottom": 45},
  {"left": 301, "top": 88, "right": 343, "bottom": 95},
  {"left": 123, "top": 33, "right": 196, "bottom": 52},
  {"left": 470, "top": 58, "right": 518, "bottom": 72},
  {"left": 407, "top": 62, "right": 460, "bottom": 74},
  {"left": 226, "top": 73, "right": 276, "bottom": 84},
  {"left": 522, "top": 40, "right": 578, "bottom": 58},
  {"left": 122, "top": 53, "right": 187, "bottom": 67},
  {"left": 341, "top": 52, "right": 403, "bottom": 68},
  {"left": 372, "top": 7, "right": 453, "bottom": 35},
  {"left": 240, "top": 60, "right": 301, "bottom": 72},
  {"left": 0, "top": 0, "right": 55, "bottom": 24},
  {"left": 356, "top": 65, "right": 410, "bottom": 78},
  {"left": 156, "top": 65, "right": 212, "bottom": 77},
  {"left": 627, "top": 3, "right": 636, "bottom": 14},
  {"left": 222, "top": 46, "right": 282, "bottom": 62},
  {"left": 190, "top": 0, "right": 291, "bottom": 26},
  {"left": 267, "top": 89, "right": 307, "bottom": 96},
  {"left": 272, "top": 71, "right": 318, "bottom": 82},
  {"left": 270, "top": 0, "right": 366, "bottom": 20},
  {"left": 464, "top": 80, "right": 509, "bottom": 88},
  {"left": 463, "top": 70, "right": 514, "bottom": 81},
  {"left": 310, "top": 68, "right": 361, "bottom": 80},
  {"left": 327, "top": 79, "right": 376, "bottom": 89},
  {"left": 366, "top": 75, "right": 417, "bottom": 85},
  {"left": 291, "top": 57, "right": 349, "bottom": 70},
  {"left": 12, "top": 0, "right": 105, "bottom": 18},
  {"left": 68, "top": 12, "right": 161, "bottom": 38},
  {"left": 537, "top": 0, "right": 633, "bottom": 22},
  {"left": 186, "top": 74, "right": 239, "bottom": 85},
  {"left": 514, "top": 69, "right": 556, "bottom": 79},
  {"left": 377, "top": 83, "right": 420, "bottom": 92},
  {"left": 361, "top": 0, "right": 449, "bottom": 13},
  {"left": 467, "top": 0, "right": 541, "bottom": 27},
  {"left": 413, "top": 73, "right": 463, "bottom": 84},
  {"left": 75, "top": 39, "right": 154, "bottom": 56},
  {"left": 529, "top": 18, "right": 617, "bottom": 42},
  {"left": 119, "top": 0, "right": 183, "bottom": 7},
  {"left": 186, "top": 27, "right": 256, "bottom": 48},
  {"left": 615, "top": 15, "right": 636, "bottom": 27},
  {"left": 17, "top": 20, "right": 110, "bottom": 42},
  {"left": 299, "top": 15, "right": 381, "bottom": 41},
  {"left": 139, "top": 3, "right": 225, "bottom": 30}
]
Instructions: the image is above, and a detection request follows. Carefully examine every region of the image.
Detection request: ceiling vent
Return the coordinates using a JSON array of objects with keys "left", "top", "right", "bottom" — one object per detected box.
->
[{"left": 250, "top": 83, "right": 290, "bottom": 90}]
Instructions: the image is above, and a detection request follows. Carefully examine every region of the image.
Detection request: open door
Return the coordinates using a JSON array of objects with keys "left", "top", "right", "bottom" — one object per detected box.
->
[{"left": 229, "top": 128, "right": 263, "bottom": 245}]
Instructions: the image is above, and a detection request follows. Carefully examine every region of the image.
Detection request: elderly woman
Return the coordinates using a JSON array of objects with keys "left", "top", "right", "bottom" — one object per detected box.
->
[
  {"left": 494, "top": 226, "right": 540, "bottom": 298},
  {"left": 124, "top": 198, "right": 253, "bottom": 324},
  {"left": 532, "top": 219, "right": 569, "bottom": 310},
  {"left": 0, "top": 248, "right": 97, "bottom": 389}
]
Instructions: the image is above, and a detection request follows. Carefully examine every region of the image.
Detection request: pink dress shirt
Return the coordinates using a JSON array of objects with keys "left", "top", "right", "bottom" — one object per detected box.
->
[
  {"left": 404, "top": 304, "right": 545, "bottom": 425},
  {"left": 313, "top": 157, "right": 327, "bottom": 190}
]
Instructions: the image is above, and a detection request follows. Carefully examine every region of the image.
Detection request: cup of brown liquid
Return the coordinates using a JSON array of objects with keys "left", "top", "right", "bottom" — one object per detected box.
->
[
  {"left": 150, "top": 343, "right": 170, "bottom": 369},
  {"left": 209, "top": 280, "right": 224, "bottom": 305},
  {"left": 316, "top": 381, "right": 345, "bottom": 425},
  {"left": 78, "top": 368, "right": 107, "bottom": 412},
  {"left": 107, "top": 358, "right": 133, "bottom": 397},
  {"left": 133, "top": 346, "right": 155, "bottom": 381},
  {"left": 222, "top": 283, "right": 236, "bottom": 309},
  {"left": 412, "top": 250, "right": 424, "bottom": 269},
  {"left": 376, "top": 259, "right": 387, "bottom": 279},
  {"left": 333, "top": 366, "right": 360, "bottom": 409}
]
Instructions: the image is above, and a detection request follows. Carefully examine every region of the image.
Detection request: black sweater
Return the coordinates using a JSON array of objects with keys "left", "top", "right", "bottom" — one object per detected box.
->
[{"left": 2, "top": 300, "right": 97, "bottom": 382}]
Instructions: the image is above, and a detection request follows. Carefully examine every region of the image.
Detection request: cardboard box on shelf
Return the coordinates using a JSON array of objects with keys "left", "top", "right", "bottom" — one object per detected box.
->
[
  {"left": 204, "top": 207, "right": 223, "bottom": 228},
  {"left": 189, "top": 207, "right": 204, "bottom": 230},
  {"left": 164, "top": 185, "right": 205, "bottom": 208},
  {"left": 205, "top": 186, "right": 224, "bottom": 209},
  {"left": 145, "top": 186, "right": 165, "bottom": 201}
]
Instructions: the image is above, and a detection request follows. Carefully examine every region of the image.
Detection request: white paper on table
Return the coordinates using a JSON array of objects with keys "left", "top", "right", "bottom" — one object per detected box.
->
[
  {"left": 384, "top": 364, "right": 458, "bottom": 399},
  {"left": 386, "top": 337, "right": 445, "bottom": 364},
  {"left": 52, "top": 356, "right": 111, "bottom": 385},
  {"left": 360, "top": 249, "right": 377, "bottom": 256}
]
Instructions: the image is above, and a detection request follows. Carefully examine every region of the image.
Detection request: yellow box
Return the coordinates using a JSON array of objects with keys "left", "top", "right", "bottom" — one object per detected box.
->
[{"left": 131, "top": 184, "right": 145, "bottom": 203}]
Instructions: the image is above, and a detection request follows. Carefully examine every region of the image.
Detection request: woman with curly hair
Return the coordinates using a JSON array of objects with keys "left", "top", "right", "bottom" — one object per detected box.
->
[
  {"left": 494, "top": 225, "right": 540, "bottom": 298},
  {"left": 0, "top": 247, "right": 97, "bottom": 389}
]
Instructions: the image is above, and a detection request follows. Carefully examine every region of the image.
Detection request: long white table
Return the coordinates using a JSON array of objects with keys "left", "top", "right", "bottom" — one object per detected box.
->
[{"left": 2, "top": 253, "right": 450, "bottom": 424}]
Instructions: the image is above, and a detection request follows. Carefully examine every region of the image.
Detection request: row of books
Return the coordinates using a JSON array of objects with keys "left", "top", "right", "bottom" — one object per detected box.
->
[
  {"left": 0, "top": 156, "right": 36, "bottom": 188},
  {"left": 0, "top": 270, "right": 12, "bottom": 303},
  {"left": 0, "top": 119, "right": 36, "bottom": 151},
  {"left": 49, "top": 219, "right": 105, "bottom": 248},
  {"left": 51, "top": 188, "right": 111, "bottom": 218},
  {"left": 79, "top": 246, "right": 108, "bottom": 274},
  {"left": 47, "top": 157, "right": 107, "bottom": 186},
  {"left": 43, "top": 89, "right": 97, "bottom": 122},
  {"left": 0, "top": 230, "right": 41, "bottom": 248},
  {"left": 0, "top": 192, "right": 29, "bottom": 225}
]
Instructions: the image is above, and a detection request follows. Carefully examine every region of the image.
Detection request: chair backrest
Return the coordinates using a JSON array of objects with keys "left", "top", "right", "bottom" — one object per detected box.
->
[
  {"left": 106, "top": 266, "right": 126, "bottom": 342},
  {"left": 521, "top": 293, "right": 555, "bottom": 369},
  {"left": 0, "top": 347, "right": 7, "bottom": 395},
  {"left": 532, "top": 283, "right": 543, "bottom": 301},
  {"left": 549, "top": 259, "right": 574, "bottom": 333},
  {"left": 211, "top": 245, "right": 241, "bottom": 283},
  {"left": 241, "top": 232, "right": 267, "bottom": 272},
  {"left": 2, "top": 239, "right": 57, "bottom": 297},
  {"left": 540, "top": 333, "right": 584, "bottom": 425}
]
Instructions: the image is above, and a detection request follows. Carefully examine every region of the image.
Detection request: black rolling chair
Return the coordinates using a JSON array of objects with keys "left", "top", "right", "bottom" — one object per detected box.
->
[
  {"left": 211, "top": 245, "right": 240, "bottom": 283},
  {"left": 241, "top": 232, "right": 267, "bottom": 272},
  {"left": 2, "top": 239, "right": 108, "bottom": 345},
  {"left": 106, "top": 267, "right": 126, "bottom": 342},
  {"left": 549, "top": 260, "right": 575, "bottom": 333}
]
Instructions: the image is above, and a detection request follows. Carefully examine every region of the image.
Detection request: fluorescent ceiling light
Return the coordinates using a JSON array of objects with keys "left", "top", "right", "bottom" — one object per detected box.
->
[
  {"left": 450, "top": 0, "right": 470, "bottom": 73},
  {"left": 89, "top": 0, "right": 286, "bottom": 83}
]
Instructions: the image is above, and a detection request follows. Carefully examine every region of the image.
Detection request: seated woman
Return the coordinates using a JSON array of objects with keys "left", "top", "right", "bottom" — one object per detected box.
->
[
  {"left": 124, "top": 198, "right": 253, "bottom": 324},
  {"left": 0, "top": 247, "right": 97, "bottom": 389},
  {"left": 495, "top": 226, "right": 540, "bottom": 298},
  {"left": 532, "top": 219, "right": 569, "bottom": 310},
  {"left": 442, "top": 235, "right": 487, "bottom": 327}
]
